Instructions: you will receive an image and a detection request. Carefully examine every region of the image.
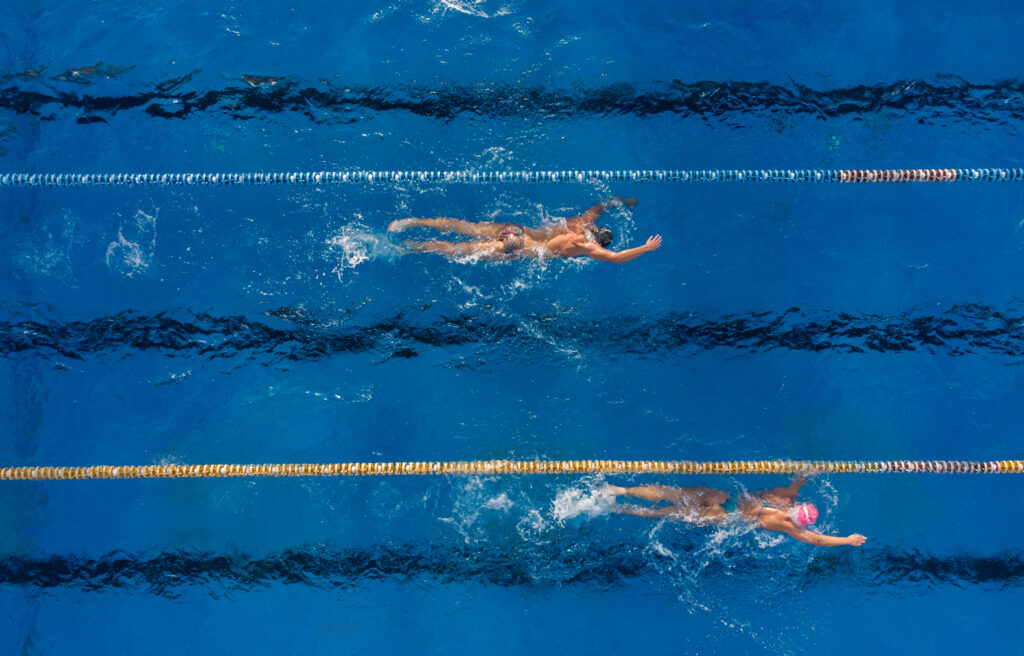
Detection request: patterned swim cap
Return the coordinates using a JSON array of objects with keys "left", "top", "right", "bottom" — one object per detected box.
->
[{"left": 791, "top": 502, "right": 819, "bottom": 527}]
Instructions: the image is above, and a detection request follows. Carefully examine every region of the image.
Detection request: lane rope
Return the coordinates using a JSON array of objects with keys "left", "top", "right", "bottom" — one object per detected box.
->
[
  {"left": 0, "top": 168, "right": 1021, "bottom": 188},
  {"left": 1, "top": 459, "right": 1021, "bottom": 480}
]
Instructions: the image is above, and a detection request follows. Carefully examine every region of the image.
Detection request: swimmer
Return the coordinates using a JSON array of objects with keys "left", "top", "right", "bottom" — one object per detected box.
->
[
  {"left": 387, "top": 197, "right": 661, "bottom": 262},
  {"left": 602, "top": 476, "right": 867, "bottom": 547}
]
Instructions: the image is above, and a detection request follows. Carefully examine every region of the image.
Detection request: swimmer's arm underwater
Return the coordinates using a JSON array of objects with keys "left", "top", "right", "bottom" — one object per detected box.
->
[
  {"left": 579, "top": 235, "right": 662, "bottom": 263},
  {"left": 779, "top": 525, "right": 868, "bottom": 547}
]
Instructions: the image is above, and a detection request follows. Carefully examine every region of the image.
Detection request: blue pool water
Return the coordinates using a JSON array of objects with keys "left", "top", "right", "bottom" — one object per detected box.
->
[{"left": 3, "top": 1, "right": 1024, "bottom": 653}]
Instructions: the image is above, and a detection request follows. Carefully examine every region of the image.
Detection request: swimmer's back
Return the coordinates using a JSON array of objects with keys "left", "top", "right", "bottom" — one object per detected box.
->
[{"left": 540, "top": 233, "right": 589, "bottom": 258}]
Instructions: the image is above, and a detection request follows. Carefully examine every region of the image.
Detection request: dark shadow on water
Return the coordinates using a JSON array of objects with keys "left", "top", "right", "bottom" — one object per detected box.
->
[
  {"left": 0, "top": 542, "right": 1021, "bottom": 593},
  {"left": 1, "top": 73, "right": 1023, "bottom": 128},
  {"left": 1, "top": 303, "right": 1022, "bottom": 364}
]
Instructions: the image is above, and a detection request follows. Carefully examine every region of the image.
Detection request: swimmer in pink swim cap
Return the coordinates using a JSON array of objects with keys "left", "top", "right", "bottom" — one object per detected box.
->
[
  {"left": 601, "top": 476, "right": 867, "bottom": 548},
  {"left": 388, "top": 197, "right": 661, "bottom": 263}
]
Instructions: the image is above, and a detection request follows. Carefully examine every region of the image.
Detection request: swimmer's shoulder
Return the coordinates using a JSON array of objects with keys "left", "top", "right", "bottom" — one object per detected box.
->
[{"left": 542, "top": 233, "right": 589, "bottom": 257}]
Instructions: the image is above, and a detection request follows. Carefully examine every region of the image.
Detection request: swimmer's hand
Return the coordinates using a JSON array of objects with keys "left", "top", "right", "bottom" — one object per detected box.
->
[
  {"left": 644, "top": 235, "right": 662, "bottom": 252},
  {"left": 845, "top": 534, "right": 868, "bottom": 547}
]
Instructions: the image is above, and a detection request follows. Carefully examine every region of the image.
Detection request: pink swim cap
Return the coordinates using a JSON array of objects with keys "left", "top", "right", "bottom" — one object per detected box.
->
[{"left": 791, "top": 502, "right": 819, "bottom": 527}]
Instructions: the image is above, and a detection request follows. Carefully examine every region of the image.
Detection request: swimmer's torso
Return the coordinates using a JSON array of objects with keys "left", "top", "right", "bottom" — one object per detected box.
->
[
  {"left": 451, "top": 217, "right": 593, "bottom": 259},
  {"left": 737, "top": 494, "right": 792, "bottom": 528},
  {"left": 531, "top": 232, "right": 591, "bottom": 258}
]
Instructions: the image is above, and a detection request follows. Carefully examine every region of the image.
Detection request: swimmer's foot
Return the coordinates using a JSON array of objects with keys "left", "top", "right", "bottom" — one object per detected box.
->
[
  {"left": 599, "top": 484, "right": 627, "bottom": 497},
  {"left": 388, "top": 218, "right": 419, "bottom": 233}
]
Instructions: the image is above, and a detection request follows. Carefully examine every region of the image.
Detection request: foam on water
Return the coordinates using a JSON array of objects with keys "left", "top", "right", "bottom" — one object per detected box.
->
[
  {"left": 515, "top": 508, "right": 549, "bottom": 541},
  {"left": 17, "top": 209, "right": 79, "bottom": 280},
  {"left": 551, "top": 478, "right": 617, "bottom": 523},
  {"left": 430, "top": 0, "right": 516, "bottom": 19},
  {"left": 439, "top": 476, "right": 506, "bottom": 544},
  {"left": 105, "top": 209, "right": 157, "bottom": 277},
  {"left": 325, "top": 221, "right": 394, "bottom": 280},
  {"left": 484, "top": 492, "right": 513, "bottom": 510}
]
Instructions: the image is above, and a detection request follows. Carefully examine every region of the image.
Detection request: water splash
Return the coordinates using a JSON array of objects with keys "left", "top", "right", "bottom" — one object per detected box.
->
[
  {"left": 7, "top": 302, "right": 1024, "bottom": 364},
  {"left": 438, "top": 476, "right": 499, "bottom": 544},
  {"left": 325, "top": 222, "right": 393, "bottom": 280},
  {"left": 105, "top": 210, "right": 157, "bottom": 277},
  {"left": 552, "top": 478, "right": 616, "bottom": 523},
  {"left": 484, "top": 492, "right": 513, "bottom": 510},
  {"left": 430, "top": 0, "right": 516, "bottom": 19},
  {"left": 515, "top": 509, "right": 550, "bottom": 543},
  {"left": 17, "top": 209, "right": 79, "bottom": 280}
]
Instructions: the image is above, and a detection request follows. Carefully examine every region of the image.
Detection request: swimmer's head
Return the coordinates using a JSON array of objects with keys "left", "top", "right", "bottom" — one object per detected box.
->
[
  {"left": 789, "top": 502, "right": 819, "bottom": 527},
  {"left": 586, "top": 226, "right": 614, "bottom": 248}
]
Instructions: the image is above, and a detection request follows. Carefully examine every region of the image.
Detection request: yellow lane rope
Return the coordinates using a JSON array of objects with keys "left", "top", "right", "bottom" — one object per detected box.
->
[
  {"left": 2, "top": 167, "right": 1020, "bottom": 188},
  {"left": 0, "top": 459, "right": 1022, "bottom": 480}
]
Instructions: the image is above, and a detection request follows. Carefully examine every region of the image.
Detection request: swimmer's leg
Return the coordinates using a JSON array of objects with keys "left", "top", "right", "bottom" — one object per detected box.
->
[
  {"left": 694, "top": 505, "right": 729, "bottom": 524},
  {"left": 667, "top": 485, "right": 730, "bottom": 507},
  {"left": 602, "top": 484, "right": 675, "bottom": 503},
  {"left": 611, "top": 504, "right": 681, "bottom": 518},
  {"left": 602, "top": 484, "right": 727, "bottom": 507},
  {"left": 389, "top": 218, "right": 503, "bottom": 238},
  {"left": 610, "top": 500, "right": 728, "bottom": 523},
  {"left": 404, "top": 239, "right": 504, "bottom": 259}
]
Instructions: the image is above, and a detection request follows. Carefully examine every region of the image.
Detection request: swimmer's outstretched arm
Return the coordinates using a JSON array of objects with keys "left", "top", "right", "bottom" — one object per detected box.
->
[
  {"left": 779, "top": 525, "right": 868, "bottom": 547},
  {"left": 583, "top": 235, "right": 661, "bottom": 263}
]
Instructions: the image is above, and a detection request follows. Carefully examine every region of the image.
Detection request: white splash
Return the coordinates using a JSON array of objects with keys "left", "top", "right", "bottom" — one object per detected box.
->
[
  {"left": 484, "top": 493, "right": 513, "bottom": 511},
  {"left": 153, "top": 369, "right": 193, "bottom": 386},
  {"left": 105, "top": 230, "right": 146, "bottom": 274},
  {"left": 105, "top": 210, "right": 157, "bottom": 277},
  {"left": 18, "top": 209, "right": 78, "bottom": 279},
  {"left": 432, "top": 0, "right": 515, "bottom": 18},
  {"left": 368, "top": 3, "right": 399, "bottom": 22},
  {"left": 326, "top": 223, "right": 391, "bottom": 280},
  {"left": 437, "top": 476, "right": 489, "bottom": 544},
  {"left": 515, "top": 508, "right": 548, "bottom": 540},
  {"left": 551, "top": 482, "right": 616, "bottom": 523}
]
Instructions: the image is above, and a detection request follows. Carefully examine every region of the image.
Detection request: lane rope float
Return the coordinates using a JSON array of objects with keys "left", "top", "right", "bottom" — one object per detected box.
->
[
  {"left": 1, "top": 459, "right": 1021, "bottom": 480},
  {"left": 0, "top": 167, "right": 1021, "bottom": 188}
]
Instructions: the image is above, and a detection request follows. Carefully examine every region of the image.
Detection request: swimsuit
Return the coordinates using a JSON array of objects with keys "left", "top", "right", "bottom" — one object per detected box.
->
[
  {"left": 498, "top": 224, "right": 526, "bottom": 254},
  {"left": 722, "top": 496, "right": 739, "bottom": 514},
  {"left": 755, "top": 500, "right": 785, "bottom": 523}
]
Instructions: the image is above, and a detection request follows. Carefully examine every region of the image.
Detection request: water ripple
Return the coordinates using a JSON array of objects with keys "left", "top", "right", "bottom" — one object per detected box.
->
[
  {"left": 1, "top": 73, "right": 1022, "bottom": 127},
  {"left": 1, "top": 303, "right": 1022, "bottom": 364},
  {"left": 0, "top": 543, "right": 1020, "bottom": 592}
]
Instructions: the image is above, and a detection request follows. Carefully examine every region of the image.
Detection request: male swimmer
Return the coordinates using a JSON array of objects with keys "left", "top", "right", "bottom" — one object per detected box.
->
[
  {"left": 602, "top": 476, "right": 867, "bottom": 548},
  {"left": 387, "top": 197, "right": 661, "bottom": 263}
]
